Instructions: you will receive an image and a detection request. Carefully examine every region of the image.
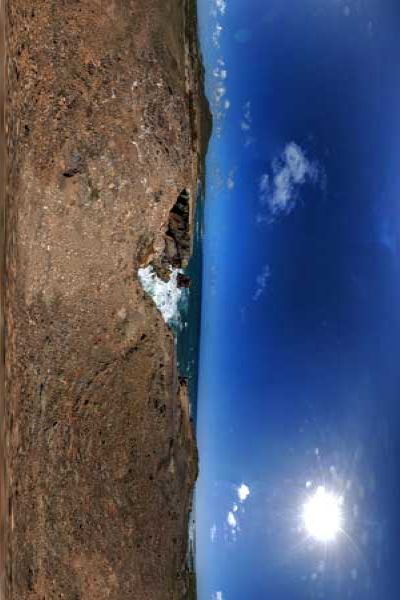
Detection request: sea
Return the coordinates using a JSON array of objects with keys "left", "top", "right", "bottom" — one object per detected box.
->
[
  {"left": 176, "top": 184, "right": 205, "bottom": 425},
  {"left": 136, "top": 182, "right": 204, "bottom": 425},
  {"left": 176, "top": 185, "right": 205, "bottom": 591}
]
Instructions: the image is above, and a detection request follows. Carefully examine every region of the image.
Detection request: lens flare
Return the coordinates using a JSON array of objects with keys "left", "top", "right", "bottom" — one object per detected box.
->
[{"left": 302, "top": 486, "right": 343, "bottom": 543}]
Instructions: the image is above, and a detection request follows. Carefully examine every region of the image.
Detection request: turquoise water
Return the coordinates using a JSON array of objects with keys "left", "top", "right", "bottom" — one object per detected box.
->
[
  {"left": 176, "top": 185, "right": 204, "bottom": 424},
  {"left": 178, "top": 186, "right": 204, "bottom": 592}
]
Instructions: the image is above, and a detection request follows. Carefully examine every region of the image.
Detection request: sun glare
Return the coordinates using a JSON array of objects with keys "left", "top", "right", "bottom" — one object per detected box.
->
[{"left": 302, "top": 486, "right": 343, "bottom": 543}]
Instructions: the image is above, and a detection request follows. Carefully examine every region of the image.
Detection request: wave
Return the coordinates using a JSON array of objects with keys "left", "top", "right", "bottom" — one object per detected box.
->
[{"left": 138, "top": 265, "right": 188, "bottom": 328}]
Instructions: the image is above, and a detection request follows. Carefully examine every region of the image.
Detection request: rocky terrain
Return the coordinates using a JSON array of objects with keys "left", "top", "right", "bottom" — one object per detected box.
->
[
  {"left": 3, "top": 0, "right": 210, "bottom": 598},
  {"left": 1, "top": 0, "right": 5, "bottom": 596}
]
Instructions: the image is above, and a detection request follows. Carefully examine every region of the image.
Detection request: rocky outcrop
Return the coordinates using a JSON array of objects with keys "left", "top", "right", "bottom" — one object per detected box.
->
[
  {"left": 0, "top": 0, "right": 5, "bottom": 596},
  {"left": 177, "top": 273, "right": 192, "bottom": 289},
  {"left": 167, "top": 189, "right": 191, "bottom": 268},
  {"left": 153, "top": 189, "right": 191, "bottom": 281},
  {"left": 4, "top": 0, "right": 211, "bottom": 599}
]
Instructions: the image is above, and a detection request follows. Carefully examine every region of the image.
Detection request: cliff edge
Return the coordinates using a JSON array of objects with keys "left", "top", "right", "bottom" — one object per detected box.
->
[{"left": 4, "top": 0, "right": 210, "bottom": 598}]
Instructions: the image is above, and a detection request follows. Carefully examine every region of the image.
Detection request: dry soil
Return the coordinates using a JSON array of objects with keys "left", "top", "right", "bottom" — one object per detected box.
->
[{"left": 3, "top": 1, "right": 210, "bottom": 598}]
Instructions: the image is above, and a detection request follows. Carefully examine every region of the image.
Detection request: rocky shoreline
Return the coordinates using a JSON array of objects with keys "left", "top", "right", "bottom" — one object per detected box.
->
[
  {"left": 1, "top": 0, "right": 6, "bottom": 596},
  {"left": 3, "top": 0, "right": 210, "bottom": 598}
]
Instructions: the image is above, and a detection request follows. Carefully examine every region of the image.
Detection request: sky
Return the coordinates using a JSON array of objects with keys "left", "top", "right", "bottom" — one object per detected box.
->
[{"left": 195, "top": 1, "right": 400, "bottom": 599}]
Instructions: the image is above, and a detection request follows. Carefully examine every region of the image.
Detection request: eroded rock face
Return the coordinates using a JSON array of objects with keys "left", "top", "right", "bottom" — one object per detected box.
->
[
  {"left": 177, "top": 273, "right": 191, "bottom": 289},
  {"left": 150, "top": 188, "right": 191, "bottom": 282},
  {"left": 5, "top": 0, "right": 210, "bottom": 598},
  {"left": 166, "top": 189, "right": 191, "bottom": 268}
]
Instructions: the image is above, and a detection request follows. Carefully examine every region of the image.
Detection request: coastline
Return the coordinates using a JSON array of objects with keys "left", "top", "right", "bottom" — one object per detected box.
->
[
  {"left": 4, "top": 1, "right": 210, "bottom": 598},
  {"left": 0, "top": 0, "right": 5, "bottom": 597}
]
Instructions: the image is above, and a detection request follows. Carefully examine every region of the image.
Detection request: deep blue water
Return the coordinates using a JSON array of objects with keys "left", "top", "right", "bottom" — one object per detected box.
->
[
  {"left": 195, "top": 1, "right": 400, "bottom": 599},
  {"left": 177, "top": 188, "right": 205, "bottom": 423}
]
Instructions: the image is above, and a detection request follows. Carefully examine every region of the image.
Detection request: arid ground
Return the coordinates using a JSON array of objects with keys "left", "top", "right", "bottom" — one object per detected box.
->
[{"left": 2, "top": 0, "right": 210, "bottom": 598}]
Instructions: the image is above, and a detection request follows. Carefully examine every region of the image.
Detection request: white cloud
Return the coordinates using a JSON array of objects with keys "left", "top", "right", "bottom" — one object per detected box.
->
[
  {"left": 226, "top": 168, "right": 235, "bottom": 191},
  {"left": 240, "top": 101, "right": 254, "bottom": 147},
  {"left": 212, "top": 593, "right": 224, "bottom": 600},
  {"left": 227, "top": 511, "right": 237, "bottom": 528},
  {"left": 211, "top": 68, "right": 230, "bottom": 136},
  {"left": 259, "top": 142, "right": 319, "bottom": 217},
  {"left": 284, "top": 142, "right": 315, "bottom": 183},
  {"left": 212, "top": 23, "right": 223, "bottom": 48},
  {"left": 211, "top": 0, "right": 227, "bottom": 16},
  {"left": 241, "top": 100, "right": 252, "bottom": 131},
  {"left": 259, "top": 174, "right": 270, "bottom": 203},
  {"left": 253, "top": 265, "right": 271, "bottom": 301},
  {"left": 216, "top": 0, "right": 227, "bottom": 15},
  {"left": 209, "top": 17, "right": 230, "bottom": 134},
  {"left": 213, "top": 67, "right": 228, "bottom": 80},
  {"left": 214, "top": 82, "right": 226, "bottom": 102},
  {"left": 237, "top": 483, "right": 251, "bottom": 502},
  {"left": 222, "top": 484, "right": 251, "bottom": 543},
  {"left": 210, "top": 524, "right": 217, "bottom": 543}
]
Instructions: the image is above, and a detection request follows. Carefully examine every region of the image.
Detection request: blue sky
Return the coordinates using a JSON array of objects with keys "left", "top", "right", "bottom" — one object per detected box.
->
[{"left": 196, "top": 1, "right": 400, "bottom": 599}]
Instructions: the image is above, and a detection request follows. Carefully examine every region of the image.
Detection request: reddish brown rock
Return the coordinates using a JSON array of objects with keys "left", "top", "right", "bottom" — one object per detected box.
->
[{"left": 4, "top": 0, "right": 210, "bottom": 598}]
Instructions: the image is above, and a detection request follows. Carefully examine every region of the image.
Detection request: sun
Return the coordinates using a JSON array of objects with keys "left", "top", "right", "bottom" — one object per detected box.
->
[{"left": 302, "top": 486, "right": 343, "bottom": 543}]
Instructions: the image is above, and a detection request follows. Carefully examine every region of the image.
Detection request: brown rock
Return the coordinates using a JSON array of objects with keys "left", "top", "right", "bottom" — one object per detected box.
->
[{"left": 3, "top": 0, "right": 210, "bottom": 599}]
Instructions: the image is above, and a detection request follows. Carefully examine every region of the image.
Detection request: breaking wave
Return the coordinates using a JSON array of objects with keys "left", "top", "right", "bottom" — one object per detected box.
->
[{"left": 138, "top": 265, "right": 188, "bottom": 328}]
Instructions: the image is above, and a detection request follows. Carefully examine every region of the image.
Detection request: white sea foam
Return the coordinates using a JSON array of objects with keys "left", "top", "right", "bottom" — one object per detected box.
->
[{"left": 138, "top": 265, "right": 185, "bottom": 326}]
